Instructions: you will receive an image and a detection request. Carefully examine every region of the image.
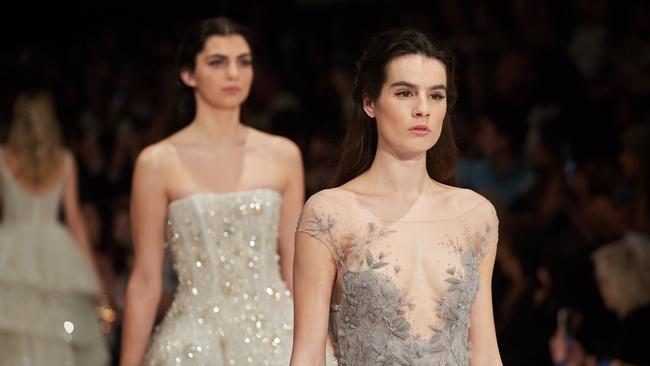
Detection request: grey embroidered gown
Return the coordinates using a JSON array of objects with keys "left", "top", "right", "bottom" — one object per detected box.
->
[
  {"left": 296, "top": 188, "right": 499, "bottom": 366},
  {"left": 143, "top": 189, "right": 295, "bottom": 366}
]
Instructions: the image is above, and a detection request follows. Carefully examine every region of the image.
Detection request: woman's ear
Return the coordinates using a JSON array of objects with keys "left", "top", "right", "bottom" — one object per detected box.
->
[
  {"left": 362, "top": 97, "right": 376, "bottom": 119},
  {"left": 180, "top": 68, "right": 197, "bottom": 88}
]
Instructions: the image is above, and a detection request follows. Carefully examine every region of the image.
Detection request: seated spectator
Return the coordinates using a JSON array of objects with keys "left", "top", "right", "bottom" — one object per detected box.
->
[{"left": 550, "top": 233, "right": 650, "bottom": 366}]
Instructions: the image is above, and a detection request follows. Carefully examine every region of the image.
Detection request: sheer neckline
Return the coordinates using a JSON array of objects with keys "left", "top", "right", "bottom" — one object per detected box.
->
[{"left": 316, "top": 188, "right": 489, "bottom": 223}]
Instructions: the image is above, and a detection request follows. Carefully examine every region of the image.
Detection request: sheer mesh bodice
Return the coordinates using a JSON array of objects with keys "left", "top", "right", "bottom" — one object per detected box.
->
[
  {"left": 297, "top": 188, "right": 499, "bottom": 366},
  {"left": 143, "top": 189, "right": 294, "bottom": 366}
]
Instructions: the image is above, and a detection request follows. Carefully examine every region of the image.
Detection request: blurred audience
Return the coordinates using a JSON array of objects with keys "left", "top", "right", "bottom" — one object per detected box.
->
[{"left": 3, "top": 1, "right": 649, "bottom": 364}]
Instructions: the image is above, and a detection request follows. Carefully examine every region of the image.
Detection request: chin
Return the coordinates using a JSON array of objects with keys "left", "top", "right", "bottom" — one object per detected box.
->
[
  {"left": 398, "top": 146, "right": 432, "bottom": 159},
  {"left": 208, "top": 92, "right": 249, "bottom": 108},
  {"left": 214, "top": 99, "right": 246, "bottom": 110},
  {"left": 226, "top": 102, "right": 245, "bottom": 109}
]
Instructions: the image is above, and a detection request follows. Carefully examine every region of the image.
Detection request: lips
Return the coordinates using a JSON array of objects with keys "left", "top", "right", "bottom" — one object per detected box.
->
[
  {"left": 222, "top": 86, "right": 241, "bottom": 94},
  {"left": 409, "top": 124, "right": 431, "bottom": 136},
  {"left": 409, "top": 124, "right": 430, "bottom": 132}
]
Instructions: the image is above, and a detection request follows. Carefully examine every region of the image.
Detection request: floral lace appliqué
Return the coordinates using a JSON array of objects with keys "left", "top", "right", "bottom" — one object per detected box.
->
[{"left": 297, "top": 207, "right": 495, "bottom": 366}]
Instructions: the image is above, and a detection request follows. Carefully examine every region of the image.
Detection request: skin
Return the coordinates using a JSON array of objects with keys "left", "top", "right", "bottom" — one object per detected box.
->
[
  {"left": 120, "top": 34, "right": 305, "bottom": 366},
  {"left": 290, "top": 54, "right": 502, "bottom": 365}
]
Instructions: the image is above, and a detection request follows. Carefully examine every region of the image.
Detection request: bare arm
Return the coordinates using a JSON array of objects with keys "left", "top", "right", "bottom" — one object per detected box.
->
[
  {"left": 277, "top": 140, "right": 305, "bottom": 290},
  {"left": 61, "top": 152, "right": 103, "bottom": 292},
  {"left": 120, "top": 146, "right": 168, "bottom": 366},
  {"left": 289, "top": 232, "right": 337, "bottom": 366},
  {"left": 468, "top": 211, "right": 503, "bottom": 366}
]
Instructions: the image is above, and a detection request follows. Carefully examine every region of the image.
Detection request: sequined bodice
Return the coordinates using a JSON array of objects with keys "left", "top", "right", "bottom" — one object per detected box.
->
[
  {"left": 297, "top": 189, "right": 499, "bottom": 366},
  {"left": 165, "top": 189, "right": 287, "bottom": 302},
  {"left": 144, "top": 188, "right": 293, "bottom": 365}
]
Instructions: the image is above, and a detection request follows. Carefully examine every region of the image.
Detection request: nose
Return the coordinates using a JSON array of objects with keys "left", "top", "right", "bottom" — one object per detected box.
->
[
  {"left": 412, "top": 95, "right": 430, "bottom": 118},
  {"left": 226, "top": 62, "right": 239, "bottom": 80}
]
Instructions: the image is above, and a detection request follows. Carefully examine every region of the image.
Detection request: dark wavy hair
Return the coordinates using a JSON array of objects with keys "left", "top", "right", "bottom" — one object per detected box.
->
[
  {"left": 174, "top": 16, "right": 251, "bottom": 125},
  {"left": 335, "top": 29, "right": 458, "bottom": 186}
]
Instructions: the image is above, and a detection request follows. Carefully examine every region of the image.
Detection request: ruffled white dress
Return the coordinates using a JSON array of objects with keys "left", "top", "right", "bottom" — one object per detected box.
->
[{"left": 0, "top": 151, "right": 108, "bottom": 365}]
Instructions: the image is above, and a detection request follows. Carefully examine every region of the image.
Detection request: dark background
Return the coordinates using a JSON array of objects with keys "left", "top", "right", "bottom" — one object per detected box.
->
[{"left": 2, "top": 1, "right": 649, "bottom": 364}]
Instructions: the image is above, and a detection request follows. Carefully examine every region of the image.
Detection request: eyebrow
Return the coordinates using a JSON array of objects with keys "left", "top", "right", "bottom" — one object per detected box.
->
[
  {"left": 389, "top": 81, "right": 446, "bottom": 91},
  {"left": 205, "top": 53, "right": 252, "bottom": 59}
]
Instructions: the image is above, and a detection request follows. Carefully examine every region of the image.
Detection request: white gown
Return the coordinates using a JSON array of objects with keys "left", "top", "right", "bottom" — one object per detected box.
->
[
  {"left": 143, "top": 189, "right": 296, "bottom": 365},
  {"left": 0, "top": 151, "right": 108, "bottom": 365}
]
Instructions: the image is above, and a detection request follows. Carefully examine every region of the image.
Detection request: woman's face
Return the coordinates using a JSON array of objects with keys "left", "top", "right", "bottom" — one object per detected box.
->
[
  {"left": 181, "top": 34, "right": 253, "bottom": 110},
  {"left": 364, "top": 54, "right": 447, "bottom": 159}
]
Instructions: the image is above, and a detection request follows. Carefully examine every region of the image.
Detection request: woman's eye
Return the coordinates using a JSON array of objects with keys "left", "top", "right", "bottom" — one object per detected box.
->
[
  {"left": 430, "top": 94, "right": 446, "bottom": 100},
  {"left": 209, "top": 59, "right": 225, "bottom": 67},
  {"left": 396, "top": 91, "right": 412, "bottom": 97},
  {"left": 239, "top": 58, "right": 253, "bottom": 66}
]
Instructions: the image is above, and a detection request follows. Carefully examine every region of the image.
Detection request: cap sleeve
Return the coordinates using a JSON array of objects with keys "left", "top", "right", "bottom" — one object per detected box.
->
[
  {"left": 474, "top": 199, "right": 499, "bottom": 262},
  {"left": 296, "top": 191, "right": 345, "bottom": 264}
]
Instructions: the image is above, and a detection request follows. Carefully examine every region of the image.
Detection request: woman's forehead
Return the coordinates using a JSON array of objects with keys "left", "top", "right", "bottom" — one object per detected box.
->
[
  {"left": 201, "top": 34, "right": 251, "bottom": 57},
  {"left": 384, "top": 54, "right": 447, "bottom": 87}
]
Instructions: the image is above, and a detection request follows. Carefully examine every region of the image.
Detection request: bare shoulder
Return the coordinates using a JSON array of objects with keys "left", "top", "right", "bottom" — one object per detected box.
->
[
  {"left": 0, "top": 145, "right": 15, "bottom": 156},
  {"left": 0, "top": 145, "right": 14, "bottom": 164},
  {"left": 431, "top": 182, "right": 494, "bottom": 216},
  {"left": 61, "top": 147, "right": 76, "bottom": 162},
  {"left": 311, "top": 186, "right": 351, "bottom": 201},
  {"left": 60, "top": 148, "right": 76, "bottom": 171},
  {"left": 135, "top": 139, "right": 177, "bottom": 174},
  {"left": 304, "top": 187, "right": 350, "bottom": 211},
  {"left": 248, "top": 128, "right": 301, "bottom": 163}
]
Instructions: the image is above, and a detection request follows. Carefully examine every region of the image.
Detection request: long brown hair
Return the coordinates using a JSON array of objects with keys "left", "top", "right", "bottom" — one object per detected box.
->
[
  {"left": 7, "top": 91, "right": 64, "bottom": 185},
  {"left": 335, "top": 29, "right": 458, "bottom": 186}
]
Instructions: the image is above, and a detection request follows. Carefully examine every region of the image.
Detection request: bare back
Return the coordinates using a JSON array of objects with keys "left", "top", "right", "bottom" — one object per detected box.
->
[{"left": 0, "top": 146, "right": 67, "bottom": 197}]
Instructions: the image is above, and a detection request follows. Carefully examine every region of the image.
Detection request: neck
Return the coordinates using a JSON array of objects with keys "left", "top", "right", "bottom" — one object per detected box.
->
[
  {"left": 360, "top": 143, "right": 431, "bottom": 201},
  {"left": 191, "top": 100, "right": 243, "bottom": 143}
]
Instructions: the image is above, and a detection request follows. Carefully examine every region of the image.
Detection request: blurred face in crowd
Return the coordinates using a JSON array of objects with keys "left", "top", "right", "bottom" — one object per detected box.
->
[
  {"left": 363, "top": 54, "right": 447, "bottom": 159},
  {"left": 181, "top": 34, "right": 253, "bottom": 110},
  {"left": 594, "top": 265, "right": 625, "bottom": 316}
]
